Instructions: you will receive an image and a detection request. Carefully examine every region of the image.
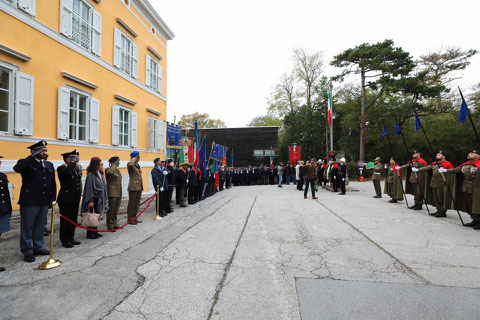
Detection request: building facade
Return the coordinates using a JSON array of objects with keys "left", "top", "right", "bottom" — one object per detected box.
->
[
  {"left": 0, "top": 0, "right": 174, "bottom": 209},
  {"left": 183, "top": 127, "right": 279, "bottom": 168}
]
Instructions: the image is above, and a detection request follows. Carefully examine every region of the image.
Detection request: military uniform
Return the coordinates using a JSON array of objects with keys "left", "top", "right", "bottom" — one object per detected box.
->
[
  {"left": 384, "top": 163, "right": 404, "bottom": 202},
  {"left": 105, "top": 157, "right": 122, "bottom": 229},
  {"left": 400, "top": 155, "right": 428, "bottom": 209},
  {"left": 0, "top": 167, "right": 12, "bottom": 234},
  {"left": 127, "top": 152, "right": 143, "bottom": 223},
  {"left": 57, "top": 150, "right": 82, "bottom": 247},
  {"left": 418, "top": 158, "right": 454, "bottom": 217},
  {"left": 13, "top": 141, "right": 56, "bottom": 261}
]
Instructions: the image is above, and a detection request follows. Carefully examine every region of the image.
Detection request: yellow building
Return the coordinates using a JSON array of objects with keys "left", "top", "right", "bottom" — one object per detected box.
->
[{"left": 0, "top": 0, "right": 174, "bottom": 209}]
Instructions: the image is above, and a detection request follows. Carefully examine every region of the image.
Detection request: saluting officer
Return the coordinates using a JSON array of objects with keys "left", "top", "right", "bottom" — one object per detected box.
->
[
  {"left": 0, "top": 155, "right": 12, "bottom": 272},
  {"left": 367, "top": 157, "right": 383, "bottom": 198},
  {"left": 57, "top": 150, "right": 82, "bottom": 248},
  {"left": 13, "top": 140, "right": 56, "bottom": 263},
  {"left": 399, "top": 150, "right": 428, "bottom": 210}
]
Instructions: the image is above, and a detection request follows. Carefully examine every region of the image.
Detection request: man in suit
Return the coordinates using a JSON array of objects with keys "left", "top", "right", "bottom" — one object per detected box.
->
[
  {"left": 303, "top": 159, "right": 317, "bottom": 199},
  {"left": 13, "top": 140, "right": 56, "bottom": 262},
  {"left": 219, "top": 166, "right": 226, "bottom": 191},
  {"left": 176, "top": 164, "right": 188, "bottom": 207},
  {"left": 127, "top": 151, "right": 143, "bottom": 225},
  {"left": 105, "top": 156, "right": 122, "bottom": 230},
  {"left": 166, "top": 159, "right": 176, "bottom": 213},
  {"left": 57, "top": 150, "right": 82, "bottom": 248},
  {"left": 187, "top": 165, "right": 197, "bottom": 204},
  {"left": 338, "top": 158, "right": 347, "bottom": 195}
]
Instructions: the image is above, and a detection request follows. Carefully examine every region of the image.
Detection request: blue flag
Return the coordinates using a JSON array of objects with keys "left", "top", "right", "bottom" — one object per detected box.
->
[
  {"left": 458, "top": 98, "right": 469, "bottom": 125},
  {"left": 414, "top": 115, "right": 421, "bottom": 132},
  {"left": 198, "top": 137, "right": 207, "bottom": 179},
  {"left": 395, "top": 122, "right": 401, "bottom": 137},
  {"left": 230, "top": 149, "right": 234, "bottom": 167},
  {"left": 381, "top": 125, "right": 387, "bottom": 140}
]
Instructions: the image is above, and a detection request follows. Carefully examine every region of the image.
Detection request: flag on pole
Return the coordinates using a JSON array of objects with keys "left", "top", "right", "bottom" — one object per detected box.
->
[
  {"left": 198, "top": 137, "right": 207, "bottom": 178},
  {"left": 414, "top": 115, "right": 421, "bottom": 132},
  {"left": 381, "top": 125, "right": 387, "bottom": 140},
  {"left": 222, "top": 146, "right": 227, "bottom": 166},
  {"left": 193, "top": 121, "right": 199, "bottom": 172},
  {"left": 327, "top": 88, "right": 333, "bottom": 127},
  {"left": 269, "top": 147, "right": 274, "bottom": 169},
  {"left": 395, "top": 122, "right": 401, "bottom": 137},
  {"left": 230, "top": 149, "right": 234, "bottom": 167},
  {"left": 458, "top": 97, "right": 469, "bottom": 125}
]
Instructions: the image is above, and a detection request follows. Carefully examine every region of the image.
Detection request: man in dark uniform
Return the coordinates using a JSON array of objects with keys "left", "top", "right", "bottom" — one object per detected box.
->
[
  {"left": 176, "top": 164, "right": 188, "bottom": 207},
  {"left": 368, "top": 157, "right": 383, "bottom": 198},
  {"left": 166, "top": 159, "right": 176, "bottom": 213},
  {"left": 219, "top": 166, "right": 225, "bottom": 191},
  {"left": 151, "top": 158, "right": 168, "bottom": 217},
  {"left": 225, "top": 167, "right": 231, "bottom": 189},
  {"left": 13, "top": 140, "right": 56, "bottom": 262},
  {"left": 57, "top": 150, "right": 82, "bottom": 248},
  {"left": 0, "top": 155, "right": 12, "bottom": 271},
  {"left": 338, "top": 158, "right": 347, "bottom": 195},
  {"left": 187, "top": 165, "right": 197, "bottom": 204}
]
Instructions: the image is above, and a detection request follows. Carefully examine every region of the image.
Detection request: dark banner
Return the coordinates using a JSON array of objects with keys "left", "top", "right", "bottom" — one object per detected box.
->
[{"left": 167, "top": 122, "right": 182, "bottom": 148}]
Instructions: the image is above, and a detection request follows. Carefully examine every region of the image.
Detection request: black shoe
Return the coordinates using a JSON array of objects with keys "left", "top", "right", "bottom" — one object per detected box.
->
[
  {"left": 373, "top": 195, "right": 381, "bottom": 198},
  {"left": 435, "top": 212, "right": 447, "bottom": 218},
  {"left": 408, "top": 205, "right": 416, "bottom": 209},
  {"left": 180, "top": 204, "right": 188, "bottom": 207},
  {"left": 413, "top": 205, "right": 423, "bottom": 211},
  {"left": 24, "top": 255, "right": 36, "bottom": 262},
  {"left": 388, "top": 199, "right": 398, "bottom": 203},
  {"left": 464, "top": 221, "right": 478, "bottom": 227},
  {"left": 0, "top": 266, "right": 5, "bottom": 272},
  {"left": 96, "top": 233, "right": 103, "bottom": 238},
  {"left": 33, "top": 249, "right": 50, "bottom": 256},
  {"left": 72, "top": 239, "right": 81, "bottom": 245},
  {"left": 473, "top": 223, "right": 480, "bottom": 230},
  {"left": 339, "top": 193, "right": 345, "bottom": 195},
  {"left": 62, "top": 242, "right": 74, "bottom": 248},
  {"left": 87, "top": 234, "right": 99, "bottom": 239}
]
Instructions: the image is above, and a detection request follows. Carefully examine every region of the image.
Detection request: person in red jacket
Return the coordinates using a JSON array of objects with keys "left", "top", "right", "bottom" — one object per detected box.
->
[
  {"left": 416, "top": 151, "right": 454, "bottom": 217},
  {"left": 400, "top": 150, "right": 428, "bottom": 210}
]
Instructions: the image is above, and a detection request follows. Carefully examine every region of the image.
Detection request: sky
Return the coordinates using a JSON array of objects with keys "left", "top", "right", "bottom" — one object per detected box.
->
[{"left": 151, "top": 0, "right": 480, "bottom": 127}]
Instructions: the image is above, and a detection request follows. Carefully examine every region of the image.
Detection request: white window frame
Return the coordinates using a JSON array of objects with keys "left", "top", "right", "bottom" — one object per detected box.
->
[
  {"left": 118, "top": 105, "right": 131, "bottom": 147},
  {"left": 0, "top": 61, "right": 17, "bottom": 135},
  {"left": 114, "top": 28, "right": 137, "bottom": 78},
  {"left": 147, "top": 116, "right": 158, "bottom": 150},
  {"left": 71, "top": 0, "right": 94, "bottom": 51},
  {"left": 67, "top": 86, "right": 90, "bottom": 143}
]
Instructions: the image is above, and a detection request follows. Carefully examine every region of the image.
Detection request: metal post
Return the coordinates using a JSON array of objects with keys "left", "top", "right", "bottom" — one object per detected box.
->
[
  {"left": 153, "top": 185, "right": 162, "bottom": 220},
  {"left": 329, "top": 82, "right": 334, "bottom": 152},
  {"left": 38, "top": 202, "right": 62, "bottom": 270}
]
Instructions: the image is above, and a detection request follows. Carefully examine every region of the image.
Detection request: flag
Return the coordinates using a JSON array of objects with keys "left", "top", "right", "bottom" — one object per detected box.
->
[
  {"left": 230, "top": 149, "right": 234, "bottom": 167},
  {"left": 395, "top": 122, "right": 401, "bottom": 137},
  {"left": 211, "top": 159, "right": 216, "bottom": 174},
  {"left": 193, "top": 121, "right": 199, "bottom": 171},
  {"left": 198, "top": 137, "right": 207, "bottom": 178},
  {"left": 414, "top": 115, "right": 421, "bottom": 132},
  {"left": 458, "top": 97, "right": 469, "bottom": 125},
  {"left": 222, "top": 146, "right": 227, "bottom": 166},
  {"left": 327, "top": 88, "right": 333, "bottom": 127},
  {"left": 269, "top": 148, "right": 273, "bottom": 169},
  {"left": 381, "top": 125, "right": 387, "bottom": 140}
]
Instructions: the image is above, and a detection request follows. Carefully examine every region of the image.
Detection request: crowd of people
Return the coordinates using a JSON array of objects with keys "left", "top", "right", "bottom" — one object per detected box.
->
[
  {"left": 0, "top": 140, "right": 234, "bottom": 270},
  {"left": 368, "top": 149, "right": 480, "bottom": 230}
]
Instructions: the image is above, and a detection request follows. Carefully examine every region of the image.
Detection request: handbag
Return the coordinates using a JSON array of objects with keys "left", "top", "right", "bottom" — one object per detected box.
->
[{"left": 81, "top": 207, "right": 100, "bottom": 227}]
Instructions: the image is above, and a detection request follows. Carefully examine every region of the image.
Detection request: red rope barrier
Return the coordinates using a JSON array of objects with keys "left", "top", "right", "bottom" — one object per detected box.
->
[
  {"left": 59, "top": 194, "right": 157, "bottom": 232},
  {"left": 117, "top": 195, "right": 153, "bottom": 215}
]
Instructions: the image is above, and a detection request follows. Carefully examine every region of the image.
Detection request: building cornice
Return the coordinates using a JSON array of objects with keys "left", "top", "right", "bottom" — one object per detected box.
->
[{"left": 136, "top": 0, "right": 175, "bottom": 40}]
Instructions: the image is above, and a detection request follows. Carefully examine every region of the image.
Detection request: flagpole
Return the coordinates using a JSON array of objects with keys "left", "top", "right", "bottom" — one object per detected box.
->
[
  {"left": 382, "top": 121, "right": 410, "bottom": 207},
  {"left": 458, "top": 87, "right": 480, "bottom": 147},
  {"left": 329, "top": 82, "right": 334, "bottom": 151}
]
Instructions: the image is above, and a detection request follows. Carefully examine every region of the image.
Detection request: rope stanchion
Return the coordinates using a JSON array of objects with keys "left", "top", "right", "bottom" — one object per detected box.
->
[
  {"left": 153, "top": 185, "right": 162, "bottom": 220},
  {"left": 59, "top": 194, "right": 157, "bottom": 232},
  {"left": 38, "top": 202, "right": 62, "bottom": 270}
]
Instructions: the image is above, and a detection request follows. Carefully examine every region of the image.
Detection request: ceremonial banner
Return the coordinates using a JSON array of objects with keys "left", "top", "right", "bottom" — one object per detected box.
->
[
  {"left": 166, "top": 123, "right": 182, "bottom": 148},
  {"left": 365, "top": 162, "right": 374, "bottom": 169},
  {"left": 198, "top": 137, "right": 207, "bottom": 179},
  {"left": 210, "top": 143, "right": 226, "bottom": 161},
  {"left": 289, "top": 146, "right": 301, "bottom": 164},
  {"left": 181, "top": 137, "right": 194, "bottom": 164}
]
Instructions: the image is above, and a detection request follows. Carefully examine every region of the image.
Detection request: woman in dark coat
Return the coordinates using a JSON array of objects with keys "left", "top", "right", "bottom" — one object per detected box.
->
[
  {"left": 82, "top": 157, "right": 108, "bottom": 239},
  {"left": 0, "top": 155, "right": 12, "bottom": 271}
]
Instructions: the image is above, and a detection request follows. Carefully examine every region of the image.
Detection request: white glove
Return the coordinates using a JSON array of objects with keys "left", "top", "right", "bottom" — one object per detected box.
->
[
  {"left": 438, "top": 168, "right": 447, "bottom": 174},
  {"left": 163, "top": 170, "right": 168, "bottom": 175},
  {"left": 395, "top": 166, "right": 400, "bottom": 171},
  {"left": 186, "top": 179, "right": 189, "bottom": 184},
  {"left": 412, "top": 168, "right": 419, "bottom": 172}
]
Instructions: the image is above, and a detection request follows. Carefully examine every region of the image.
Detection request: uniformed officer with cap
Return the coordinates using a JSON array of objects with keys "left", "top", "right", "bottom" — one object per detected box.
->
[
  {"left": 368, "top": 157, "right": 383, "bottom": 198},
  {"left": 57, "top": 150, "right": 82, "bottom": 248},
  {"left": 0, "top": 155, "right": 12, "bottom": 271},
  {"left": 13, "top": 140, "right": 56, "bottom": 262}
]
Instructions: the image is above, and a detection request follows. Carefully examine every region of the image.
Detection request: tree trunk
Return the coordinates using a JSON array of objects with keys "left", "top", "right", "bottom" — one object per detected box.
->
[{"left": 359, "top": 69, "right": 366, "bottom": 162}]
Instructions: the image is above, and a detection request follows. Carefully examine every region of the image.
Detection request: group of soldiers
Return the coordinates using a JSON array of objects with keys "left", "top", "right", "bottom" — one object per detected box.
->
[{"left": 370, "top": 149, "right": 480, "bottom": 229}]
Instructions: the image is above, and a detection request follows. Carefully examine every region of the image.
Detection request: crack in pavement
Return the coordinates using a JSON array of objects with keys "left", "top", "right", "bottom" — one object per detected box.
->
[
  {"left": 315, "top": 199, "right": 431, "bottom": 285},
  {"left": 207, "top": 196, "right": 258, "bottom": 320},
  {"left": 101, "top": 196, "right": 235, "bottom": 319}
]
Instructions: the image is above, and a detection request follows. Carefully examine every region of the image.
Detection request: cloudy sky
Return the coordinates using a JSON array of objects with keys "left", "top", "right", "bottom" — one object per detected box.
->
[{"left": 151, "top": 0, "right": 480, "bottom": 127}]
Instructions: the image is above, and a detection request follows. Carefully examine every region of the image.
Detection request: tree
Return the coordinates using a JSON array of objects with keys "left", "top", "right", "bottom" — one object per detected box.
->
[
  {"left": 247, "top": 115, "right": 283, "bottom": 127},
  {"left": 177, "top": 112, "right": 226, "bottom": 128},
  {"left": 419, "top": 47, "right": 477, "bottom": 110},
  {"left": 267, "top": 72, "right": 299, "bottom": 118},
  {"left": 331, "top": 39, "right": 416, "bottom": 161}
]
